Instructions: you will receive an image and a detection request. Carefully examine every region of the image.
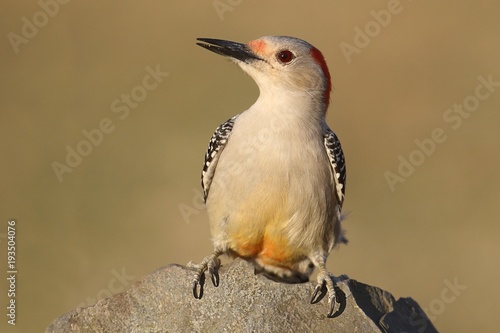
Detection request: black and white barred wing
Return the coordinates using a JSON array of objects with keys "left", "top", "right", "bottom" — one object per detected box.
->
[
  {"left": 323, "top": 128, "right": 346, "bottom": 208},
  {"left": 201, "top": 115, "right": 238, "bottom": 202}
]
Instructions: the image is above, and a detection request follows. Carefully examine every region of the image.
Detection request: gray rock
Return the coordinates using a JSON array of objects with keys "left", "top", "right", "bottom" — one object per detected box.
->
[{"left": 46, "top": 259, "right": 437, "bottom": 333}]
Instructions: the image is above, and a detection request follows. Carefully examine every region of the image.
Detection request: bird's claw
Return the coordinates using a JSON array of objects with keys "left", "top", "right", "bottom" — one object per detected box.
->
[
  {"left": 190, "top": 255, "right": 221, "bottom": 299},
  {"left": 192, "top": 279, "right": 202, "bottom": 299},
  {"left": 327, "top": 291, "right": 336, "bottom": 318},
  {"left": 311, "top": 271, "right": 337, "bottom": 317},
  {"left": 208, "top": 257, "right": 221, "bottom": 287},
  {"left": 192, "top": 266, "right": 205, "bottom": 299},
  {"left": 210, "top": 269, "right": 219, "bottom": 287},
  {"left": 310, "top": 282, "right": 325, "bottom": 304}
]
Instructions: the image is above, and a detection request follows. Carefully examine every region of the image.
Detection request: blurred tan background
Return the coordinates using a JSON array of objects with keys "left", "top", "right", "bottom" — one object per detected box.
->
[{"left": 1, "top": 1, "right": 499, "bottom": 332}]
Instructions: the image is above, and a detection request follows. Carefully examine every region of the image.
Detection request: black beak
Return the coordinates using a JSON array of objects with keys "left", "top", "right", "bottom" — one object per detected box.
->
[{"left": 196, "top": 38, "right": 262, "bottom": 63}]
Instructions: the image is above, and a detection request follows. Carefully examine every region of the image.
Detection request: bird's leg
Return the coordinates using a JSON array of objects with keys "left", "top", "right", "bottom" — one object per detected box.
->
[
  {"left": 188, "top": 249, "right": 223, "bottom": 299},
  {"left": 310, "top": 253, "right": 337, "bottom": 317}
]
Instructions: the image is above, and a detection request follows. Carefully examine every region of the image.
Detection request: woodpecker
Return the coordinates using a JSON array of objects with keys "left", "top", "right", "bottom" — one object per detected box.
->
[{"left": 191, "top": 36, "right": 347, "bottom": 317}]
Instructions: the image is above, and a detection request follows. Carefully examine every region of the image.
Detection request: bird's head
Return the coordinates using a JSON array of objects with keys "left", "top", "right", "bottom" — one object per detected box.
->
[{"left": 197, "top": 36, "right": 332, "bottom": 108}]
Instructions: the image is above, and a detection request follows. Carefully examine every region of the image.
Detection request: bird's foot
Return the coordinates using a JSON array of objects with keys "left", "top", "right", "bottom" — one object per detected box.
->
[
  {"left": 310, "top": 270, "right": 337, "bottom": 317},
  {"left": 188, "top": 253, "right": 221, "bottom": 299}
]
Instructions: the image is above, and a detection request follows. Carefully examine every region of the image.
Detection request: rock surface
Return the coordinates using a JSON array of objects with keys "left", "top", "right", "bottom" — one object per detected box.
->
[{"left": 46, "top": 259, "right": 437, "bottom": 333}]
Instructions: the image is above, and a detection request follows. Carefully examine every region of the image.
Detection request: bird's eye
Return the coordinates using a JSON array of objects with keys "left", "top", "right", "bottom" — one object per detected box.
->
[{"left": 277, "top": 50, "right": 294, "bottom": 64}]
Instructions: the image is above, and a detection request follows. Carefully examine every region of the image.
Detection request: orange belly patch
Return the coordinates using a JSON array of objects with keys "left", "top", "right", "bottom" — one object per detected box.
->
[
  {"left": 259, "top": 233, "right": 291, "bottom": 265},
  {"left": 233, "top": 228, "right": 300, "bottom": 268},
  {"left": 228, "top": 180, "right": 302, "bottom": 267}
]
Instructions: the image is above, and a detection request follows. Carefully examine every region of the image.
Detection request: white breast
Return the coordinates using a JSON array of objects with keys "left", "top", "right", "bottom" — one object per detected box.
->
[{"left": 206, "top": 99, "right": 337, "bottom": 253}]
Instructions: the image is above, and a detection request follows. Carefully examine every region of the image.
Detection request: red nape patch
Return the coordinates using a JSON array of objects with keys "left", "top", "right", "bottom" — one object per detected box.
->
[
  {"left": 310, "top": 47, "right": 332, "bottom": 107},
  {"left": 248, "top": 39, "right": 267, "bottom": 54}
]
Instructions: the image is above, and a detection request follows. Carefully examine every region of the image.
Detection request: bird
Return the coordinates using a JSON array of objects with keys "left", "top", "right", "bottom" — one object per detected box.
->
[{"left": 190, "top": 36, "right": 347, "bottom": 317}]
